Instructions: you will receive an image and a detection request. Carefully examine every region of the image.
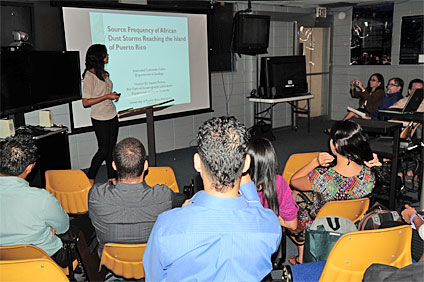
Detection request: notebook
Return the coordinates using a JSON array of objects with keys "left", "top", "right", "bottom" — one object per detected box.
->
[{"left": 379, "top": 88, "right": 423, "bottom": 114}]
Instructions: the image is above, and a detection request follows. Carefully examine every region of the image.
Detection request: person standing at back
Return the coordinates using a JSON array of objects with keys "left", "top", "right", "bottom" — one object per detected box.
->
[
  {"left": 82, "top": 44, "right": 121, "bottom": 185},
  {"left": 143, "top": 117, "right": 281, "bottom": 281}
]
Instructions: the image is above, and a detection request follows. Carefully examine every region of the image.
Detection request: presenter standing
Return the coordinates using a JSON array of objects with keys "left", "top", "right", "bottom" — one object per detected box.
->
[{"left": 82, "top": 44, "right": 120, "bottom": 185}]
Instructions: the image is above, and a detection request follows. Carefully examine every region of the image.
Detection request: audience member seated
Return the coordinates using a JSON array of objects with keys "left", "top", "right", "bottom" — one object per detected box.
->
[
  {"left": 88, "top": 137, "right": 183, "bottom": 257},
  {"left": 0, "top": 135, "right": 70, "bottom": 267},
  {"left": 288, "top": 120, "right": 380, "bottom": 265},
  {"left": 390, "top": 78, "right": 424, "bottom": 112},
  {"left": 143, "top": 117, "right": 282, "bottom": 281},
  {"left": 366, "top": 77, "right": 404, "bottom": 120},
  {"left": 344, "top": 73, "right": 385, "bottom": 120},
  {"left": 240, "top": 137, "right": 298, "bottom": 230}
]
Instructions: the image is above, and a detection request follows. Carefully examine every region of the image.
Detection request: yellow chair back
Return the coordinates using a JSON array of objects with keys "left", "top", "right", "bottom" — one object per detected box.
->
[
  {"left": 45, "top": 169, "right": 92, "bottom": 214},
  {"left": 0, "top": 245, "right": 69, "bottom": 281},
  {"left": 315, "top": 198, "right": 370, "bottom": 223},
  {"left": 282, "top": 152, "right": 319, "bottom": 184},
  {"left": 0, "top": 244, "right": 50, "bottom": 261},
  {"left": 100, "top": 243, "right": 147, "bottom": 279},
  {"left": 145, "top": 166, "right": 179, "bottom": 193},
  {"left": 0, "top": 258, "right": 69, "bottom": 281},
  {"left": 319, "top": 225, "right": 412, "bottom": 282}
]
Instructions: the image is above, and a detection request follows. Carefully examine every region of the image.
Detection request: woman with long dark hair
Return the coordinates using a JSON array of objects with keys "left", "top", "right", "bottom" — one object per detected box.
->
[
  {"left": 289, "top": 120, "right": 380, "bottom": 265},
  {"left": 82, "top": 44, "right": 120, "bottom": 185},
  {"left": 242, "top": 138, "right": 298, "bottom": 230},
  {"left": 344, "top": 73, "right": 385, "bottom": 120}
]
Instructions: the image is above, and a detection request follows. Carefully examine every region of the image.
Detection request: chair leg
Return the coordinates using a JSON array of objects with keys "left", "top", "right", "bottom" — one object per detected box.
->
[{"left": 63, "top": 242, "right": 76, "bottom": 281}]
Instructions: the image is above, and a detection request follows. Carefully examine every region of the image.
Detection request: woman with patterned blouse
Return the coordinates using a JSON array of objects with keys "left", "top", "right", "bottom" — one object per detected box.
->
[{"left": 288, "top": 120, "right": 380, "bottom": 265}]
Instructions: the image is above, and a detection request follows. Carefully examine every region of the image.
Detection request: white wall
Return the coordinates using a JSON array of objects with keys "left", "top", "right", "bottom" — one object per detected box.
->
[{"left": 329, "top": 0, "right": 424, "bottom": 120}]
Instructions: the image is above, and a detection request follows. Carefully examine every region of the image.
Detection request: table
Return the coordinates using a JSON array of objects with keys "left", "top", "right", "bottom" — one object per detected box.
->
[
  {"left": 379, "top": 111, "right": 424, "bottom": 209},
  {"left": 249, "top": 94, "right": 314, "bottom": 136},
  {"left": 353, "top": 119, "right": 402, "bottom": 209}
]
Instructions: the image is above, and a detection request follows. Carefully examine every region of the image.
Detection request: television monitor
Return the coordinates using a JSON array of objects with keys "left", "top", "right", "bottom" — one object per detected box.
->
[
  {"left": 259, "top": 55, "right": 308, "bottom": 98},
  {"left": 0, "top": 52, "right": 33, "bottom": 117},
  {"left": 0, "top": 51, "right": 82, "bottom": 118},
  {"left": 31, "top": 51, "right": 81, "bottom": 109},
  {"left": 233, "top": 14, "right": 270, "bottom": 55}
]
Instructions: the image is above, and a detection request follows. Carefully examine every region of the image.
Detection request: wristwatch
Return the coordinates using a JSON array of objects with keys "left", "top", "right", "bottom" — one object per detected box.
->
[{"left": 410, "top": 213, "right": 424, "bottom": 229}]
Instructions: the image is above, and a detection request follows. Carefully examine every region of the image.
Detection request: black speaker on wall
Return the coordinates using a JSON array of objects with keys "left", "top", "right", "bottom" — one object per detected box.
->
[
  {"left": 232, "top": 13, "right": 270, "bottom": 55},
  {"left": 208, "top": 2, "right": 233, "bottom": 72}
]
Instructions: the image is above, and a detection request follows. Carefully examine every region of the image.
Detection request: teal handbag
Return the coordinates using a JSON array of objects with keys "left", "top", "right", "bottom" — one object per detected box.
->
[
  {"left": 303, "top": 216, "right": 357, "bottom": 263},
  {"left": 303, "top": 225, "right": 342, "bottom": 263}
]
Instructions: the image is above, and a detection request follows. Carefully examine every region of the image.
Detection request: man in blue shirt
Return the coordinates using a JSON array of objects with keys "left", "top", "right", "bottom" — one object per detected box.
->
[
  {"left": 0, "top": 134, "right": 69, "bottom": 266},
  {"left": 143, "top": 117, "right": 281, "bottom": 281},
  {"left": 369, "top": 77, "right": 404, "bottom": 120}
]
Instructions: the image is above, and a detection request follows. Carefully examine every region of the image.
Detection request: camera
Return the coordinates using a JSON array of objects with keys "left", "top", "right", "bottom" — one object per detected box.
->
[
  {"left": 12, "top": 31, "right": 29, "bottom": 42},
  {"left": 8, "top": 31, "right": 32, "bottom": 51},
  {"left": 353, "top": 80, "right": 359, "bottom": 86}
]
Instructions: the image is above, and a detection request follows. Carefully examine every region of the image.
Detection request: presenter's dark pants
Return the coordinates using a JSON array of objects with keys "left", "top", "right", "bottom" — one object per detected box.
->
[{"left": 88, "top": 116, "right": 119, "bottom": 180}]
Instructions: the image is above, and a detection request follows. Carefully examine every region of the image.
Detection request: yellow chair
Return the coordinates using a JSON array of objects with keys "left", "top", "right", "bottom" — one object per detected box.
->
[
  {"left": 145, "top": 166, "right": 180, "bottom": 193},
  {"left": 318, "top": 225, "right": 412, "bottom": 282},
  {"left": 100, "top": 243, "right": 147, "bottom": 279},
  {"left": 282, "top": 152, "right": 319, "bottom": 246},
  {"left": 315, "top": 198, "right": 370, "bottom": 223},
  {"left": 282, "top": 152, "right": 319, "bottom": 184},
  {"left": 0, "top": 244, "right": 50, "bottom": 261},
  {"left": 0, "top": 245, "right": 69, "bottom": 281},
  {"left": 45, "top": 169, "right": 92, "bottom": 214},
  {"left": 0, "top": 258, "right": 69, "bottom": 281}
]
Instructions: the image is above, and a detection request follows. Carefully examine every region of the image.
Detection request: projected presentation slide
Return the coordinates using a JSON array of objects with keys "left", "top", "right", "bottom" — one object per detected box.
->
[{"left": 63, "top": 7, "right": 210, "bottom": 129}]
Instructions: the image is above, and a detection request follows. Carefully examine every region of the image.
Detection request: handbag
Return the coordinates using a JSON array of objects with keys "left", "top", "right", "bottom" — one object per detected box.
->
[
  {"left": 303, "top": 225, "right": 342, "bottom": 263},
  {"left": 357, "top": 203, "right": 402, "bottom": 230},
  {"left": 287, "top": 191, "right": 314, "bottom": 245},
  {"left": 303, "top": 216, "right": 357, "bottom": 263}
]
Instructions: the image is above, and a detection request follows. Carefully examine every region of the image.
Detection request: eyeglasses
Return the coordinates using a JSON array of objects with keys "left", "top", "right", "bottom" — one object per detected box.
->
[{"left": 387, "top": 83, "right": 399, "bottom": 87}]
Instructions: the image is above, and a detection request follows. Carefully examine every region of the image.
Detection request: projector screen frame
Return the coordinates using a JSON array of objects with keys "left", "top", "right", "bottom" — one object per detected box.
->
[{"left": 55, "top": 1, "right": 213, "bottom": 135}]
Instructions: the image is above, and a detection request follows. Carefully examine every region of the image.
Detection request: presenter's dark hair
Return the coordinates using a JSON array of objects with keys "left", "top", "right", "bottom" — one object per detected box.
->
[
  {"left": 197, "top": 116, "right": 249, "bottom": 192},
  {"left": 82, "top": 44, "right": 109, "bottom": 81},
  {"left": 113, "top": 137, "right": 146, "bottom": 179},
  {"left": 366, "top": 73, "right": 384, "bottom": 92},
  {"left": 330, "top": 120, "right": 373, "bottom": 165},
  {"left": 0, "top": 134, "right": 39, "bottom": 176},
  {"left": 408, "top": 78, "right": 424, "bottom": 90},
  {"left": 248, "top": 138, "right": 279, "bottom": 216}
]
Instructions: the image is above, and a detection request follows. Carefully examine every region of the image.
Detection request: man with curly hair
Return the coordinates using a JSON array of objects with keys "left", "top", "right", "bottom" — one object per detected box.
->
[
  {"left": 0, "top": 134, "right": 69, "bottom": 267},
  {"left": 144, "top": 116, "right": 281, "bottom": 281}
]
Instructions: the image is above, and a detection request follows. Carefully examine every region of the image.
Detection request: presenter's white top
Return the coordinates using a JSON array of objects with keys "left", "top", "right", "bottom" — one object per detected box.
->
[{"left": 82, "top": 71, "right": 117, "bottom": 121}]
